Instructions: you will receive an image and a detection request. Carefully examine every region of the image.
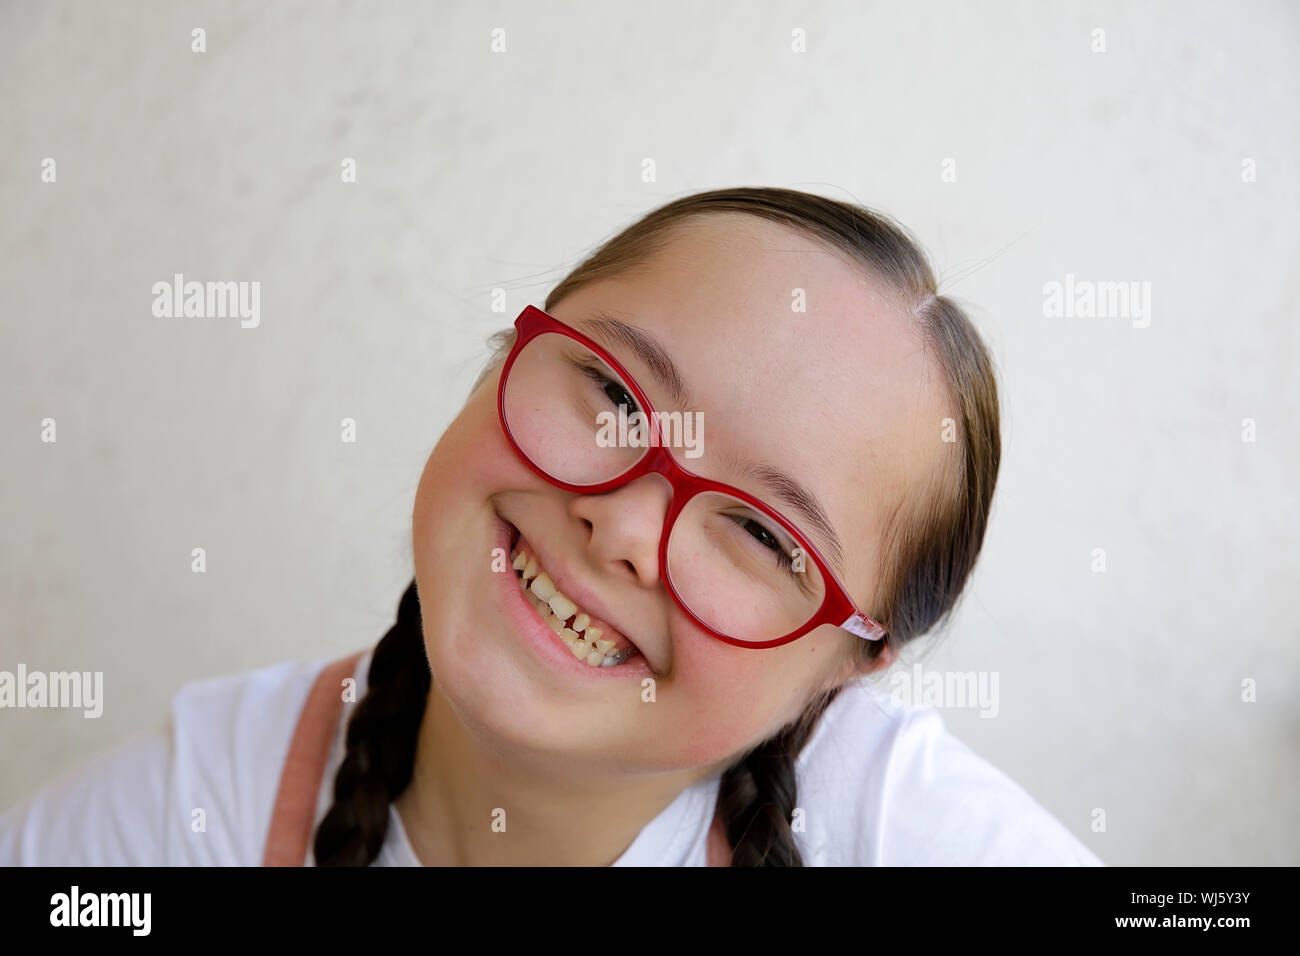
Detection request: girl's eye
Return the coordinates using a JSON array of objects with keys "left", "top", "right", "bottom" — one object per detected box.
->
[
  {"left": 580, "top": 364, "right": 639, "bottom": 414},
  {"left": 728, "top": 514, "right": 797, "bottom": 574}
]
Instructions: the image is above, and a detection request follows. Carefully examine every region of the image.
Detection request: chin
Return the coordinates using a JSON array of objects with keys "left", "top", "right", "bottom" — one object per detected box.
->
[
  {"left": 425, "top": 610, "right": 673, "bottom": 779},
  {"left": 417, "top": 579, "right": 578, "bottom": 753}
]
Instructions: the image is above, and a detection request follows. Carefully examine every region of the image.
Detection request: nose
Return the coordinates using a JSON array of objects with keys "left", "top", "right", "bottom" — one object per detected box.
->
[{"left": 568, "top": 473, "right": 674, "bottom": 589}]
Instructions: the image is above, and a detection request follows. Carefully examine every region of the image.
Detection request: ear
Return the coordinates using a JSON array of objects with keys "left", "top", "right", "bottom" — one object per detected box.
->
[{"left": 856, "top": 641, "right": 897, "bottom": 675}]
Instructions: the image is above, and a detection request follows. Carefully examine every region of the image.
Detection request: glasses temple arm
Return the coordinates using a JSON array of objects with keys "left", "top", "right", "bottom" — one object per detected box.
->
[{"left": 841, "top": 613, "right": 887, "bottom": 642}]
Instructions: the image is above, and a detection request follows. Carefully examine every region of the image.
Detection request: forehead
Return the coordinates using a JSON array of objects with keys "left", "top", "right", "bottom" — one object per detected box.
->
[{"left": 551, "top": 214, "right": 949, "bottom": 598}]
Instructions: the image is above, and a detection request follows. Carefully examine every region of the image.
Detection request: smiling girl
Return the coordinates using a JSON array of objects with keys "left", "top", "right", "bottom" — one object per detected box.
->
[{"left": 1, "top": 187, "right": 1101, "bottom": 867}]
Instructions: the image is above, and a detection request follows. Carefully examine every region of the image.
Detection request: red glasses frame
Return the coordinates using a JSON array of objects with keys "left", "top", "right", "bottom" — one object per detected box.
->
[{"left": 496, "top": 305, "right": 888, "bottom": 649}]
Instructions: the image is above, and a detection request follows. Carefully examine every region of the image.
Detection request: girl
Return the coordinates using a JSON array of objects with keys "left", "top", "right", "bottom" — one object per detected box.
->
[{"left": 0, "top": 187, "right": 1101, "bottom": 866}]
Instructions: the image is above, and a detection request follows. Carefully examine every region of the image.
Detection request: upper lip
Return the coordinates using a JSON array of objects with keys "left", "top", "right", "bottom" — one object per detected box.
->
[{"left": 509, "top": 523, "right": 655, "bottom": 671}]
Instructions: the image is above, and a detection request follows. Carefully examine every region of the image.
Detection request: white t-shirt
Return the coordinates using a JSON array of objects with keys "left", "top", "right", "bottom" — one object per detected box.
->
[{"left": 0, "top": 648, "right": 1104, "bottom": 866}]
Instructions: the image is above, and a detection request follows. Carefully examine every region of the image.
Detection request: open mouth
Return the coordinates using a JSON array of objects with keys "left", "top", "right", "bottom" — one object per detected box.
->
[{"left": 503, "top": 520, "right": 643, "bottom": 669}]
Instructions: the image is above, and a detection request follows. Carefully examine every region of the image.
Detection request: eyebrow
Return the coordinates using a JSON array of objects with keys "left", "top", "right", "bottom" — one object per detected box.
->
[
  {"left": 575, "top": 311, "right": 848, "bottom": 575},
  {"left": 575, "top": 313, "right": 695, "bottom": 408},
  {"left": 723, "top": 454, "right": 847, "bottom": 575}
]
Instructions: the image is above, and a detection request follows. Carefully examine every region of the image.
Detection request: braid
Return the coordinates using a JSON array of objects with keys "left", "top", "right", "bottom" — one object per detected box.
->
[
  {"left": 312, "top": 578, "right": 430, "bottom": 866},
  {"left": 715, "top": 685, "right": 843, "bottom": 866}
]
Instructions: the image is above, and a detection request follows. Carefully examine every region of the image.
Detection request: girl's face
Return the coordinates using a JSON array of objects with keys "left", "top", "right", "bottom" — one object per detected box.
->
[{"left": 412, "top": 214, "right": 949, "bottom": 781}]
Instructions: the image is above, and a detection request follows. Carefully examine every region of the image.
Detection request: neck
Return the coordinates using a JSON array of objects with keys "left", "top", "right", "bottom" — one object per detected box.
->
[{"left": 393, "top": 680, "right": 721, "bottom": 866}]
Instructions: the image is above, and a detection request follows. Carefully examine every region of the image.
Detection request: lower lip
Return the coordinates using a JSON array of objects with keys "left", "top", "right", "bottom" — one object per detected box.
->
[{"left": 492, "top": 512, "right": 653, "bottom": 681}]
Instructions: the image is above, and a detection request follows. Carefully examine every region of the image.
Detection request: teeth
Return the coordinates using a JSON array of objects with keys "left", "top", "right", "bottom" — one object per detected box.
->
[
  {"left": 529, "top": 572, "right": 557, "bottom": 601},
  {"left": 511, "top": 545, "right": 636, "bottom": 669},
  {"left": 548, "top": 592, "right": 577, "bottom": 620}
]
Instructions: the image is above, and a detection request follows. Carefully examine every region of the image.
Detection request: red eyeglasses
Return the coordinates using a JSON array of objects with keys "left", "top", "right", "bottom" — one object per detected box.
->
[{"left": 496, "top": 304, "right": 888, "bottom": 649}]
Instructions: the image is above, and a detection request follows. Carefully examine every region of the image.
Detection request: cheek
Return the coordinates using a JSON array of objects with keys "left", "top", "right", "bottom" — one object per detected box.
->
[
  {"left": 412, "top": 381, "right": 519, "bottom": 561},
  {"left": 656, "top": 627, "right": 837, "bottom": 768},
  {"left": 410, "top": 388, "right": 526, "bottom": 680}
]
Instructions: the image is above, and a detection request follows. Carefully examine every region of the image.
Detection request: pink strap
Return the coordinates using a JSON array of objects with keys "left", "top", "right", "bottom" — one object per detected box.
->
[
  {"left": 261, "top": 648, "right": 733, "bottom": 867},
  {"left": 262, "top": 650, "right": 366, "bottom": 866}
]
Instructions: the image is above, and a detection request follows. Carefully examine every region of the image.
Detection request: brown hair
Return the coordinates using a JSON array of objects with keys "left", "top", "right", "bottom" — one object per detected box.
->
[{"left": 313, "top": 187, "right": 1002, "bottom": 866}]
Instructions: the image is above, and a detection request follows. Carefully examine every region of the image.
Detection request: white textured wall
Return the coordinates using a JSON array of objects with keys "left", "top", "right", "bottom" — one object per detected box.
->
[{"left": 1, "top": 0, "right": 1296, "bottom": 865}]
